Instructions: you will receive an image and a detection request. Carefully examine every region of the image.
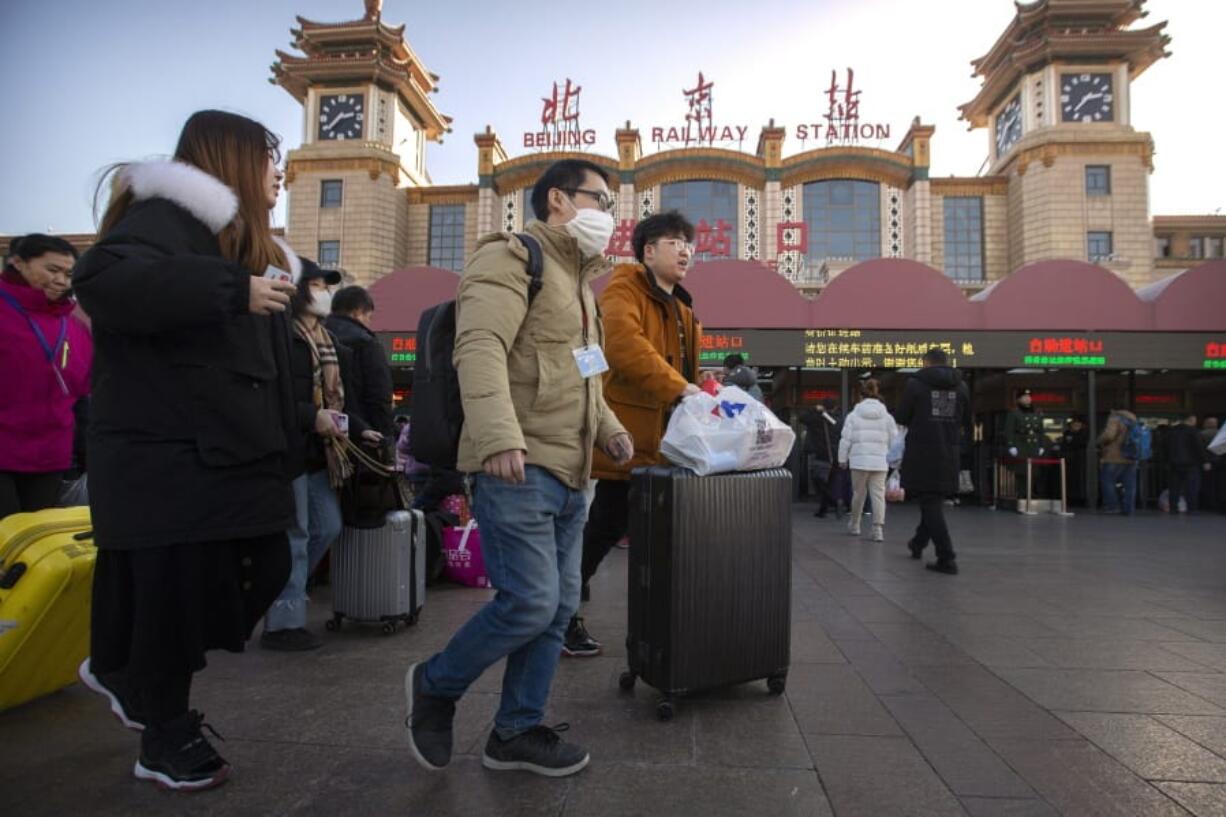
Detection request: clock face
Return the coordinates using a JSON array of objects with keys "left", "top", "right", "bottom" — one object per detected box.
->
[
  {"left": 995, "top": 95, "right": 1023, "bottom": 156},
  {"left": 1061, "top": 73, "right": 1114, "bottom": 123},
  {"left": 318, "top": 93, "right": 364, "bottom": 141}
]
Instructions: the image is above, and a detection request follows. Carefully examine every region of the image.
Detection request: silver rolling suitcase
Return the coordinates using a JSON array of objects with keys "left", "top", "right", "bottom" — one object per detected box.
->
[{"left": 328, "top": 509, "right": 425, "bottom": 635}]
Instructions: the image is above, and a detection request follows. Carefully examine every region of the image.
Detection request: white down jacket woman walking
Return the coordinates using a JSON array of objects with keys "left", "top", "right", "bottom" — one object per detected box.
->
[{"left": 838, "top": 379, "right": 899, "bottom": 540}]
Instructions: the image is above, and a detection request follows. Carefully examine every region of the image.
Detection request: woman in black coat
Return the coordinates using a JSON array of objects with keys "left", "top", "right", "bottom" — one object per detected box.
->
[{"left": 72, "top": 110, "right": 299, "bottom": 792}]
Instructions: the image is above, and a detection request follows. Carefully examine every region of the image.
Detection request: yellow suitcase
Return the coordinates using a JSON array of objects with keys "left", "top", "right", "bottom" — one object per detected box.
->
[{"left": 0, "top": 506, "right": 95, "bottom": 712}]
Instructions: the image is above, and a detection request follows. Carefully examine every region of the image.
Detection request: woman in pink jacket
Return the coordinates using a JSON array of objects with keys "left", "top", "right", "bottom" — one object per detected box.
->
[{"left": 0, "top": 234, "right": 93, "bottom": 519}]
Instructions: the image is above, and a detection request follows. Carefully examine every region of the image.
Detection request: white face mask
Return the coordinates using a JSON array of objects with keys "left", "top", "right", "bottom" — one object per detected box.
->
[
  {"left": 308, "top": 288, "right": 332, "bottom": 318},
  {"left": 563, "top": 198, "right": 616, "bottom": 259}
]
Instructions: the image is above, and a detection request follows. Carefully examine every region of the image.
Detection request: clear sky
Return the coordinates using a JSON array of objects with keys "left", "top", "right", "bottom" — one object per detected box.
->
[{"left": 1, "top": 0, "right": 1222, "bottom": 235}]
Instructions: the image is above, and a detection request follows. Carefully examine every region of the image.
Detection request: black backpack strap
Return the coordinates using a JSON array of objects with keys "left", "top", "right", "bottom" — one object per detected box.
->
[{"left": 514, "top": 233, "right": 545, "bottom": 305}]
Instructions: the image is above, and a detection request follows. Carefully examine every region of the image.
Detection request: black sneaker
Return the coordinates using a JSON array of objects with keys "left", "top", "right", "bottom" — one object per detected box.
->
[
  {"left": 260, "top": 628, "right": 323, "bottom": 651},
  {"left": 78, "top": 658, "right": 146, "bottom": 731},
  {"left": 482, "top": 723, "right": 590, "bottom": 777},
  {"left": 907, "top": 539, "right": 925, "bottom": 560},
  {"left": 405, "top": 661, "right": 456, "bottom": 770},
  {"left": 926, "top": 560, "right": 959, "bottom": 576},
  {"left": 134, "top": 711, "right": 229, "bottom": 791},
  {"left": 562, "top": 616, "right": 601, "bottom": 657}
]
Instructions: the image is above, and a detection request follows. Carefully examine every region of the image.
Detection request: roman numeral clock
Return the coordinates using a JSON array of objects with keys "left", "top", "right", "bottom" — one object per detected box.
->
[{"left": 1061, "top": 73, "right": 1114, "bottom": 123}]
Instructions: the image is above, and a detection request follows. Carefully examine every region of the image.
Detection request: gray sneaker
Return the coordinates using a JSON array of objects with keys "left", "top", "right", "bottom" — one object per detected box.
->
[
  {"left": 405, "top": 662, "right": 456, "bottom": 770},
  {"left": 482, "top": 723, "right": 590, "bottom": 777}
]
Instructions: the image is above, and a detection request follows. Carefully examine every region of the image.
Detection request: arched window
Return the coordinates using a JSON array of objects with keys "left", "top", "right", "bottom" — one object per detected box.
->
[
  {"left": 802, "top": 180, "right": 880, "bottom": 268},
  {"left": 659, "top": 180, "right": 739, "bottom": 260}
]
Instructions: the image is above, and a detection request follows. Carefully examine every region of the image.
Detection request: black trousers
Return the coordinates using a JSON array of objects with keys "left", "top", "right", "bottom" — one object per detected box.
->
[
  {"left": 1169, "top": 466, "right": 1200, "bottom": 512},
  {"left": 0, "top": 470, "right": 63, "bottom": 520},
  {"left": 913, "top": 492, "right": 956, "bottom": 564},
  {"left": 581, "top": 480, "right": 630, "bottom": 590}
]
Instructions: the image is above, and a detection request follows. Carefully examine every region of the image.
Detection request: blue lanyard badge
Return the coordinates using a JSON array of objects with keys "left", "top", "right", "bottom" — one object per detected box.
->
[{"left": 0, "top": 290, "right": 70, "bottom": 395}]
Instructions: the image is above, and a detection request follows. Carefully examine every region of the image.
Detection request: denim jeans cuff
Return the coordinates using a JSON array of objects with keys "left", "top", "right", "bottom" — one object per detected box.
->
[{"left": 264, "top": 599, "right": 306, "bottom": 632}]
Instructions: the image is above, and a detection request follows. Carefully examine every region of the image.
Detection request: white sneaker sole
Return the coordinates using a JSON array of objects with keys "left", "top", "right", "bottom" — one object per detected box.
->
[
  {"left": 405, "top": 662, "right": 446, "bottom": 771},
  {"left": 482, "top": 752, "right": 590, "bottom": 777},
  {"left": 78, "top": 658, "right": 145, "bottom": 731},
  {"left": 133, "top": 760, "right": 230, "bottom": 791}
]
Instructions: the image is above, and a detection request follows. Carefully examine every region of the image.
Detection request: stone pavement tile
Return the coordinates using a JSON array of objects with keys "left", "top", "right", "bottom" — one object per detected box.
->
[
  {"left": 1030, "top": 614, "right": 1200, "bottom": 642},
  {"left": 940, "top": 635, "right": 1052, "bottom": 669},
  {"left": 932, "top": 613, "right": 1066, "bottom": 640},
  {"left": 1150, "top": 597, "right": 1226, "bottom": 621},
  {"left": 691, "top": 695, "right": 813, "bottom": 769},
  {"left": 863, "top": 621, "right": 978, "bottom": 668},
  {"left": 833, "top": 638, "right": 931, "bottom": 697},
  {"left": 910, "top": 666, "right": 1079, "bottom": 741},
  {"left": 809, "top": 604, "right": 878, "bottom": 641},
  {"left": 837, "top": 594, "right": 916, "bottom": 624},
  {"left": 1158, "top": 619, "right": 1226, "bottom": 644},
  {"left": 785, "top": 664, "right": 903, "bottom": 736},
  {"left": 560, "top": 763, "right": 833, "bottom": 817},
  {"left": 1017, "top": 639, "right": 1217, "bottom": 672},
  {"left": 988, "top": 738, "right": 1191, "bottom": 817},
  {"left": 791, "top": 618, "right": 851, "bottom": 663},
  {"left": 959, "top": 797, "right": 1059, "bottom": 817},
  {"left": 549, "top": 655, "right": 623, "bottom": 699},
  {"left": 305, "top": 749, "right": 572, "bottom": 817},
  {"left": 1156, "top": 716, "right": 1226, "bottom": 758},
  {"left": 538, "top": 694, "right": 696, "bottom": 765},
  {"left": 1155, "top": 783, "right": 1226, "bottom": 817},
  {"left": 805, "top": 734, "right": 966, "bottom": 817},
  {"left": 881, "top": 695, "right": 1036, "bottom": 798},
  {"left": 1056, "top": 712, "right": 1226, "bottom": 782},
  {"left": 1163, "top": 643, "right": 1226, "bottom": 672},
  {"left": 1155, "top": 673, "right": 1226, "bottom": 710},
  {"left": 995, "top": 668, "right": 1226, "bottom": 715}
]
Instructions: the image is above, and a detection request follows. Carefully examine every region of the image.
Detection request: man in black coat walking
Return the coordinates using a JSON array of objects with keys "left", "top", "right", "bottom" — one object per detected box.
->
[
  {"left": 896, "top": 348, "right": 970, "bottom": 575},
  {"left": 326, "top": 285, "right": 394, "bottom": 437}
]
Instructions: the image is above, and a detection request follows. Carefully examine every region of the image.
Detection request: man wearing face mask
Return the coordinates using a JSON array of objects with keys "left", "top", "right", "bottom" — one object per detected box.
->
[{"left": 406, "top": 160, "right": 631, "bottom": 778}]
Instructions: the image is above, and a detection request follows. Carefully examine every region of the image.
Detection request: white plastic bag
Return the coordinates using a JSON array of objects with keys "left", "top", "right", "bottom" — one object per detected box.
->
[
  {"left": 1211, "top": 426, "right": 1226, "bottom": 457},
  {"left": 885, "top": 469, "right": 905, "bottom": 502},
  {"left": 659, "top": 386, "right": 796, "bottom": 476},
  {"left": 887, "top": 428, "right": 907, "bottom": 469}
]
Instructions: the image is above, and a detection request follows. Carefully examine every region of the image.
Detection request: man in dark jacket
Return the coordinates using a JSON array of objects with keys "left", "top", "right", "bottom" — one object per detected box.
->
[
  {"left": 1167, "top": 414, "right": 1206, "bottom": 513},
  {"left": 326, "top": 285, "right": 393, "bottom": 437},
  {"left": 896, "top": 348, "right": 970, "bottom": 574},
  {"left": 800, "top": 398, "right": 845, "bottom": 517}
]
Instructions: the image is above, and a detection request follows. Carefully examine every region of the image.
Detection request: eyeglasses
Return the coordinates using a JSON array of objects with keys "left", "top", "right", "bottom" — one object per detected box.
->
[
  {"left": 566, "top": 187, "right": 614, "bottom": 213},
  {"left": 654, "top": 238, "right": 695, "bottom": 253}
]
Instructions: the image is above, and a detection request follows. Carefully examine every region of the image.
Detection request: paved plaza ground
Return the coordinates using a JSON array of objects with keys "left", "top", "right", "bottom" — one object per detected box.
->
[{"left": 4, "top": 504, "right": 1226, "bottom": 816}]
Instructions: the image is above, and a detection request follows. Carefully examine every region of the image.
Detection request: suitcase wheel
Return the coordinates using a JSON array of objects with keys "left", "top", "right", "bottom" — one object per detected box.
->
[
  {"left": 408, "top": 612, "right": 419, "bottom": 627},
  {"left": 381, "top": 622, "right": 398, "bottom": 636},
  {"left": 655, "top": 700, "right": 675, "bottom": 721},
  {"left": 767, "top": 675, "right": 787, "bottom": 695},
  {"left": 325, "top": 616, "right": 342, "bottom": 632},
  {"left": 618, "top": 671, "right": 636, "bottom": 692}
]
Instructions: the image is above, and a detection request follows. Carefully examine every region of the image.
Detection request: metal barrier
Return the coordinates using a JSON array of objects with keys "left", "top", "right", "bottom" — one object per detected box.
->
[{"left": 991, "top": 457, "right": 1074, "bottom": 516}]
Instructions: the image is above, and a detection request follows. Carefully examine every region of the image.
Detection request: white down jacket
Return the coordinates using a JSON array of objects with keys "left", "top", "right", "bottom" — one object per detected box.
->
[{"left": 837, "top": 398, "right": 900, "bottom": 472}]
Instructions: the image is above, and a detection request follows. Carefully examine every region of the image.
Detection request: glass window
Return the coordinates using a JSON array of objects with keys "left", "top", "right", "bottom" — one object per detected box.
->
[
  {"left": 802, "top": 180, "right": 880, "bottom": 269},
  {"left": 1087, "top": 231, "right": 1113, "bottom": 262},
  {"left": 1207, "top": 237, "right": 1225, "bottom": 258},
  {"left": 428, "top": 204, "right": 467, "bottom": 272},
  {"left": 320, "top": 179, "right": 343, "bottom": 208},
  {"left": 659, "top": 180, "right": 739, "bottom": 260},
  {"left": 318, "top": 240, "right": 341, "bottom": 269},
  {"left": 1188, "top": 237, "right": 1204, "bottom": 259},
  {"left": 942, "top": 197, "right": 984, "bottom": 281},
  {"left": 1154, "top": 236, "right": 1170, "bottom": 258},
  {"left": 1085, "top": 165, "right": 1111, "bottom": 196}
]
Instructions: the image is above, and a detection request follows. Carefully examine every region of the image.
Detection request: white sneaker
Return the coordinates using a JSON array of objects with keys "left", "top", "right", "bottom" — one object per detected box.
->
[
  {"left": 871, "top": 526, "right": 884, "bottom": 542},
  {"left": 847, "top": 521, "right": 861, "bottom": 536}
]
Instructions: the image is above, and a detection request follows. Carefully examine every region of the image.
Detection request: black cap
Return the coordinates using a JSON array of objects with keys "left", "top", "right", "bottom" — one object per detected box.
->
[{"left": 300, "top": 257, "right": 341, "bottom": 285}]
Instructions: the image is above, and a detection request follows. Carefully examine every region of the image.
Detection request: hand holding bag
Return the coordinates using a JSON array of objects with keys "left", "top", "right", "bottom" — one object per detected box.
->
[{"left": 659, "top": 386, "right": 796, "bottom": 476}]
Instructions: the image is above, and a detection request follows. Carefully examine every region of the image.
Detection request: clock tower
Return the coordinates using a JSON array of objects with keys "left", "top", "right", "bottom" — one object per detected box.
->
[
  {"left": 271, "top": 2, "right": 452, "bottom": 284},
  {"left": 959, "top": 0, "right": 1170, "bottom": 285}
]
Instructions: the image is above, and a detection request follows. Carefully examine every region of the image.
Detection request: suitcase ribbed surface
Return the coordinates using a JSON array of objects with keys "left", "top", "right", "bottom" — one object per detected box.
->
[
  {"left": 628, "top": 467, "right": 791, "bottom": 695},
  {"left": 332, "top": 510, "right": 423, "bottom": 622}
]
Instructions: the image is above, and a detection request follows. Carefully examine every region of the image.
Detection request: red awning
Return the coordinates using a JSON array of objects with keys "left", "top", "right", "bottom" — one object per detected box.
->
[
  {"left": 1137, "top": 260, "right": 1226, "bottom": 331},
  {"left": 971, "top": 260, "right": 1151, "bottom": 330},
  {"left": 367, "top": 266, "right": 459, "bottom": 332},
  {"left": 813, "top": 258, "right": 980, "bottom": 329}
]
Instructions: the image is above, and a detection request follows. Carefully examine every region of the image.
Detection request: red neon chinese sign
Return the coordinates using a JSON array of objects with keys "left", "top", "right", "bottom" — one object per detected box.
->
[
  {"left": 1029, "top": 337, "right": 1104, "bottom": 355},
  {"left": 694, "top": 219, "right": 733, "bottom": 257}
]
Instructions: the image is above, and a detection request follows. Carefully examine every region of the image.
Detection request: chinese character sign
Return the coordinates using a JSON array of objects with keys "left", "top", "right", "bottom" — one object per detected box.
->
[
  {"left": 606, "top": 218, "right": 637, "bottom": 258},
  {"left": 541, "top": 78, "right": 581, "bottom": 127},
  {"left": 684, "top": 71, "right": 714, "bottom": 129},
  {"left": 524, "top": 78, "right": 596, "bottom": 149},
  {"left": 825, "top": 68, "right": 861, "bottom": 125},
  {"left": 694, "top": 219, "right": 733, "bottom": 258}
]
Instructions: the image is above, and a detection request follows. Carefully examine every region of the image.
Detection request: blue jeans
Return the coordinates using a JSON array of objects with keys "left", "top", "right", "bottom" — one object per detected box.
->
[
  {"left": 1101, "top": 461, "right": 1138, "bottom": 514},
  {"left": 421, "top": 466, "right": 587, "bottom": 738},
  {"left": 266, "top": 469, "right": 342, "bottom": 631}
]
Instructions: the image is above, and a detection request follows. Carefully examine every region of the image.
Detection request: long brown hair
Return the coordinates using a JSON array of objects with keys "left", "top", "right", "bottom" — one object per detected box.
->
[
  {"left": 859, "top": 378, "right": 881, "bottom": 400},
  {"left": 98, "top": 110, "right": 285, "bottom": 272}
]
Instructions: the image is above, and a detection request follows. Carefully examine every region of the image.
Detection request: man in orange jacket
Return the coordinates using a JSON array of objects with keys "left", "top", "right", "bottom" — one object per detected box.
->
[{"left": 564, "top": 211, "right": 702, "bottom": 656}]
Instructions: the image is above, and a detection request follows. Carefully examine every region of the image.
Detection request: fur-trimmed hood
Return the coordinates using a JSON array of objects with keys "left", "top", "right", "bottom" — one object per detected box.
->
[{"left": 121, "top": 160, "right": 300, "bottom": 282}]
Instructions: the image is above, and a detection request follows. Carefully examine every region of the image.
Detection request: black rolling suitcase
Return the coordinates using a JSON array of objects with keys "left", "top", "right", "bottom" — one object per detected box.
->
[{"left": 619, "top": 465, "right": 792, "bottom": 720}]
